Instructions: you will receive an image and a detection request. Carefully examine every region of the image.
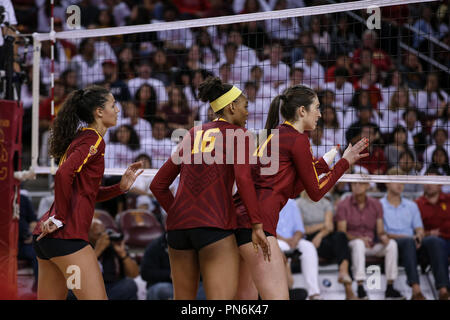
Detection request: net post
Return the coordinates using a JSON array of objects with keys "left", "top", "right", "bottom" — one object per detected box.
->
[{"left": 31, "top": 33, "right": 41, "bottom": 171}]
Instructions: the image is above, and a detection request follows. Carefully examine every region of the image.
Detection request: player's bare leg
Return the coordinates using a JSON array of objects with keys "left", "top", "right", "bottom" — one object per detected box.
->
[
  {"left": 50, "top": 245, "right": 108, "bottom": 300},
  {"left": 36, "top": 257, "right": 68, "bottom": 300},
  {"left": 239, "top": 236, "right": 289, "bottom": 300},
  {"left": 198, "top": 234, "right": 240, "bottom": 300},
  {"left": 235, "top": 255, "right": 259, "bottom": 300},
  {"left": 168, "top": 247, "right": 200, "bottom": 299}
]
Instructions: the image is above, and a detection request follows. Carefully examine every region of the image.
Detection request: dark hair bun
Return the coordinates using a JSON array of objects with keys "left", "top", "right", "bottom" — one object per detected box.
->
[{"left": 198, "top": 76, "right": 232, "bottom": 103}]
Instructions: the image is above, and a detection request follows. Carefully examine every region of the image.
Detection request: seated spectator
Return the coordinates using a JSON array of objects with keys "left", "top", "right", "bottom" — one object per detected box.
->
[
  {"left": 398, "top": 149, "right": 423, "bottom": 194},
  {"left": 297, "top": 192, "right": 357, "bottom": 300},
  {"left": 330, "top": 14, "right": 359, "bottom": 57},
  {"left": 310, "top": 16, "right": 331, "bottom": 57},
  {"left": 264, "top": 0, "right": 301, "bottom": 45},
  {"left": 381, "top": 167, "right": 450, "bottom": 300},
  {"left": 158, "top": 86, "right": 194, "bottom": 134},
  {"left": 128, "top": 60, "right": 168, "bottom": 106},
  {"left": 318, "top": 105, "right": 345, "bottom": 148},
  {"left": 420, "top": 147, "right": 450, "bottom": 193},
  {"left": 225, "top": 29, "right": 259, "bottom": 67},
  {"left": 260, "top": 42, "right": 289, "bottom": 89},
  {"left": 60, "top": 69, "right": 79, "bottom": 93},
  {"left": 240, "top": 21, "right": 270, "bottom": 57},
  {"left": 183, "top": 69, "right": 210, "bottom": 119},
  {"left": 351, "top": 48, "right": 372, "bottom": 80},
  {"left": 336, "top": 181, "right": 404, "bottom": 300},
  {"left": 294, "top": 45, "right": 325, "bottom": 91},
  {"left": 416, "top": 73, "right": 449, "bottom": 119},
  {"left": 120, "top": 101, "right": 154, "bottom": 143},
  {"left": 324, "top": 67, "right": 354, "bottom": 111},
  {"left": 352, "top": 30, "right": 392, "bottom": 72},
  {"left": 380, "top": 87, "right": 411, "bottom": 135},
  {"left": 105, "top": 124, "right": 143, "bottom": 169},
  {"left": 355, "top": 124, "right": 387, "bottom": 175},
  {"left": 151, "top": 49, "right": 173, "bottom": 87},
  {"left": 134, "top": 83, "right": 158, "bottom": 124},
  {"left": 412, "top": 5, "right": 437, "bottom": 50},
  {"left": 325, "top": 53, "right": 354, "bottom": 84},
  {"left": 278, "top": 67, "right": 305, "bottom": 95},
  {"left": 117, "top": 46, "right": 137, "bottom": 83},
  {"left": 344, "top": 99, "right": 380, "bottom": 146},
  {"left": 423, "top": 128, "right": 450, "bottom": 165},
  {"left": 353, "top": 65, "right": 384, "bottom": 112},
  {"left": 276, "top": 199, "right": 322, "bottom": 300},
  {"left": 142, "top": 117, "right": 177, "bottom": 169},
  {"left": 398, "top": 52, "right": 425, "bottom": 90},
  {"left": 398, "top": 108, "right": 426, "bottom": 156},
  {"left": 249, "top": 65, "right": 277, "bottom": 100},
  {"left": 70, "top": 38, "right": 105, "bottom": 88},
  {"left": 18, "top": 190, "right": 38, "bottom": 293},
  {"left": 384, "top": 125, "right": 417, "bottom": 169},
  {"left": 141, "top": 233, "right": 206, "bottom": 300},
  {"left": 87, "top": 218, "right": 139, "bottom": 300},
  {"left": 416, "top": 168, "right": 450, "bottom": 258},
  {"left": 245, "top": 81, "right": 270, "bottom": 133},
  {"left": 379, "top": 70, "right": 417, "bottom": 108},
  {"left": 155, "top": 4, "right": 194, "bottom": 51},
  {"left": 431, "top": 103, "right": 450, "bottom": 141},
  {"left": 101, "top": 60, "right": 131, "bottom": 102}
]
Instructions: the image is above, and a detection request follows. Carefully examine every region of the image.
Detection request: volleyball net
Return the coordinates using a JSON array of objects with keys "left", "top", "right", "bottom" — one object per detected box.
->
[{"left": 29, "top": 0, "right": 450, "bottom": 185}]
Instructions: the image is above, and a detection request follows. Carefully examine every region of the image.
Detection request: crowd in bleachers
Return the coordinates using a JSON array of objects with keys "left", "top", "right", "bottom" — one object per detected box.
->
[{"left": 10, "top": 0, "right": 450, "bottom": 299}]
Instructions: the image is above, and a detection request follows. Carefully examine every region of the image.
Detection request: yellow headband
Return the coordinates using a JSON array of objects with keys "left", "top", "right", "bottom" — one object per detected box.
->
[{"left": 210, "top": 86, "right": 242, "bottom": 113}]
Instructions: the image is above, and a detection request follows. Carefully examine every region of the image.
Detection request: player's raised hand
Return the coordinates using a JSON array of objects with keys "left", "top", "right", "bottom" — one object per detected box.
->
[
  {"left": 120, "top": 161, "right": 144, "bottom": 192},
  {"left": 342, "top": 138, "right": 369, "bottom": 166},
  {"left": 251, "top": 223, "right": 271, "bottom": 262}
]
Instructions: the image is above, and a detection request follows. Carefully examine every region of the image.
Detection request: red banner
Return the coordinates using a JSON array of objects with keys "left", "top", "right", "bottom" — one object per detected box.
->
[{"left": 0, "top": 100, "right": 23, "bottom": 299}]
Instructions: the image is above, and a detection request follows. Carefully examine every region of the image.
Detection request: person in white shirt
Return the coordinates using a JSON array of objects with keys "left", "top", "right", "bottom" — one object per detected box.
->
[
  {"left": 249, "top": 65, "right": 277, "bottom": 101},
  {"left": 319, "top": 104, "right": 345, "bottom": 149},
  {"left": 214, "top": 42, "right": 250, "bottom": 86},
  {"left": 309, "top": 124, "right": 341, "bottom": 168},
  {"left": 423, "top": 128, "right": 450, "bottom": 166},
  {"left": 398, "top": 108, "right": 424, "bottom": 150},
  {"left": 416, "top": 73, "right": 449, "bottom": 117},
  {"left": 128, "top": 61, "right": 168, "bottom": 105},
  {"left": 104, "top": 124, "right": 143, "bottom": 168},
  {"left": 154, "top": 5, "right": 194, "bottom": 51},
  {"left": 244, "top": 81, "right": 271, "bottom": 133},
  {"left": 120, "top": 101, "right": 153, "bottom": 143},
  {"left": 183, "top": 69, "right": 209, "bottom": 118},
  {"left": 294, "top": 45, "right": 325, "bottom": 91},
  {"left": 70, "top": 38, "right": 105, "bottom": 88},
  {"left": 141, "top": 117, "right": 177, "bottom": 169},
  {"left": 264, "top": 0, "right": 301, "bottom": 42},
  {"left": 323, "top": 67, "right": 354, "bottom": 111},
  {"left": 380, "top": 87, "right": 411, "bottom": 135},
  {"left": 277, "top": 67, "right": 305, "bottom": 95},
  {"left": 223, "top": 30, "right": 258, "bottom": 67},
  {"left": 260, "top": 42, "right": 289, "bottom": 90}
]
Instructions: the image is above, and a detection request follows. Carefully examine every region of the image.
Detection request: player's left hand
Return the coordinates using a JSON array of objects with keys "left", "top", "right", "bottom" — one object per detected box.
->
[{"left": 120, "top": 161, "right": 144, "bottom": 192}]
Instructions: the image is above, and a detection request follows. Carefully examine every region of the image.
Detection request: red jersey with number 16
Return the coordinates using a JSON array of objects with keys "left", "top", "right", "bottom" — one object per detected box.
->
[
  {"left": 234, "top": 122, "right": 350, "bottom": 236},
  {"left": 150, "top": 119, "right": 262, "bottom": 231}
]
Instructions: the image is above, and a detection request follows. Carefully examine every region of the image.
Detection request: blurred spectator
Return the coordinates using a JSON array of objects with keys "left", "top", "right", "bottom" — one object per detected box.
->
[
  {"left": 309, "top": 123, "right": 341, "bottom": 167},
  {"left": 125, "top": 5, "right": 157, "bottom": 57},
  {"left": 216, "top": 42, "right": 250, "bottom": 85},
  {"left": 134, "top": 83, "right": 158, "bottom": 125},
  {"left": 141, "top": 233, "right": 206, "bottom": 299},
  {"left": 345, "top": 98, "right": 380, "bottom": 146},
  {"left": 225, "top": 29, "right": 259, "bottom": 67},
  {"left": 382, "top": 167, "right": 450, "bottom": 300},
  {"left": 105, "top": 124, "right": 143, "bottom": 168},
  {"left": 88, "top": 218, "right": 139, "bottom": 300},
  {"left": 310, "top": 16, "right": 331, "bottom": 57},
  {"left": 129, "top": 153, "right": 156, "bottom": 213},
  {"left": 244, "top": 81, "right": 270, "bottom": 132},
  {"left": 117, "top": 46, "right": 137, "bottom": 82},
  {"left": 277, "top": 199, "right": 323, "bottom": 300},
  {"left": 398, "top": 149, "right": 423, "bottom": 194},
  {"left": 354, "top": 65, "right": 384, "bottom": 112},
  {"left": 398, "top": 52, "right": 425, "bottom": 90},
  {"left": 196, "top": 28, "right": 221, "bottom": 67},
  {"left": 412, "top": 5, "right": 437, "bottom": 50},
  {"left": 398, "top": 108, "right": 426, "bottom": 156},
  {"left": 416, "top": 73, "right": 449, "bottom": 118},
  {"left": 151, "top": 49, "right": 173, "bottom": 86},
  {"left": 18, "top": 190, "right": 38, "bottom": 293},
  {"left": 70, "top": 38, "right": 105, "bottom": 88},
  {"left": 101, "top": 60, "right": 131, "bottom": 102},
  {"left": 420, "top": 147, "right": 450, "bottom": 193},
  {"left": 380, "top": 87, "right": 411, "bottom": 135},
  {"left": 325, "top": 54, "right": 354, "bottom": 84},
  {"left": 128, "top": 60, "right": 168, "bottom": 105},
  {"left": 384, "top": 125, "right": 417, "bottom": 169},
  {"left": 142, "top": 117, "right": 177, "bottom": 169},
  {"left": 294, "top": 45, "right": 325, "bottom": 90},
  {"left": 120, "top": 100, "right": 154, "bottom": 143},
  {"left": 112, "top": 0, "right": 132, "bottom": 27},
  {"left": 336, "top": 181, "right": 404, "bottom": 300},
  {"left": 158, "top": 86, "right": 193, "bottom": 133},
  {"left": 278, "top": 67, "right": 304, "bottom": 95},
  {"left": 184, "top": 69, "right": 210, "bottom": 119},
  {"left": 324, "top": 67, "right": 354, "bottom": 111},
  {"left": 60, "top": 69, "right": 79, "bottom": 93},
  {"left": 264, "top": 0, "right": 301, "bottom": 44},
  {"left": 355, "top": 124, "right": 387, "bottom": 175},
  {"left": 240, "top": 21, "right": 270, "bottom": 55},
  {"left": 298, "top": 192, "right": 357, "bottom": 300},
  {"left": 352, "top": 30, "right": 392, "bottom": 72},
  {"left": 330, "top": 14, "right": 359, "bottom": 56},
  {"left": 318, "top": 105, "right": 345, "bottom": 148},
  {"left": 416, "top": 168, "right": 450, "bottom": 258},
  {"left": 432, "top": 103, "right": 450, "bottom": 140},
  {"left": 249, "top": 65, "right": 276, "bottom": 100},
  {"left": 352, "top": 48, "right": 373, "bottom": 78},
  {"left": 97, "top": 8, "right": 116, "bottom": 28},
  {"left": 79, "top": 0, "right": 101, "bottom": 28},
  {"left": 423, "top": 128, "right": 450, "bottom": 166},
  {"left": 260, "top": 42, "right": 289, "bottom": 89},
  {"left": 36, "top": 0, "right": 65, "bottom": 33},
  {"left": 155, "top": 4, "right": 194, "bottom": 51}
]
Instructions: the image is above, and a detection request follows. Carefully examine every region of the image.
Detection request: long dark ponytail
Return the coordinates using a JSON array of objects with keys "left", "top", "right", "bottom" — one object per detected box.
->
[
  {"left": 265, "top": 85, "right": 317, "bottom": 132},
  {"left": 49, "top": 85, "right": 110, "bottom": 158}
]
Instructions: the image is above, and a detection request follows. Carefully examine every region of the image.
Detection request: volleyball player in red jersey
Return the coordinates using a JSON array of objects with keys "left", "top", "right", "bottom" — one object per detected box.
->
[
  {"left": 150, "top": 77, "right": 270, "bottom": 300},
  {"left": 234, "top": 85, "right": 369, "bottom": 299},
  {"left": 32, "top": 86, "right": 143, "bottom": 299}
]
